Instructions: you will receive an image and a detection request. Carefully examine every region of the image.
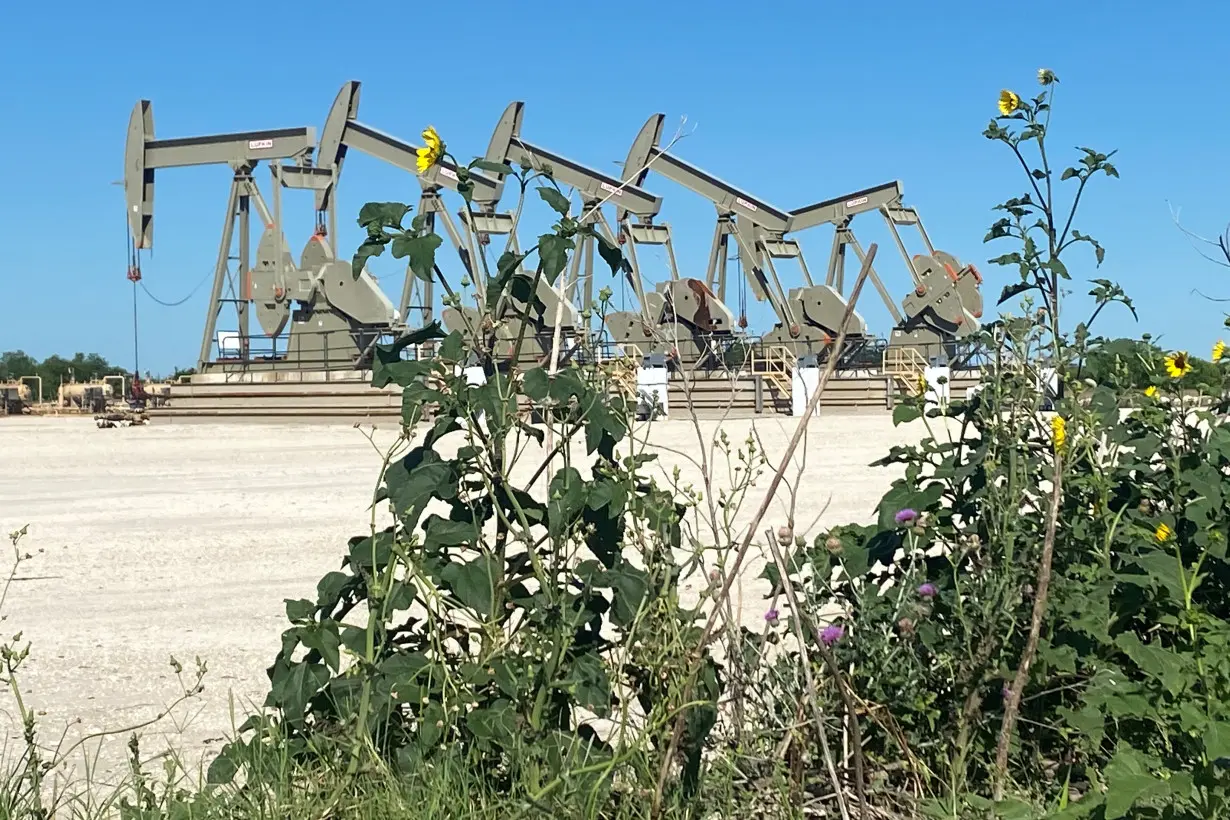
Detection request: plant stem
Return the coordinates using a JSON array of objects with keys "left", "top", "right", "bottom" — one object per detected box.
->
[
  {"left": 992, "top": 451, "right": 1063, "bottom": 798},
  {"left": 650, "top": 243, "right": 879, "bottom": 817}
]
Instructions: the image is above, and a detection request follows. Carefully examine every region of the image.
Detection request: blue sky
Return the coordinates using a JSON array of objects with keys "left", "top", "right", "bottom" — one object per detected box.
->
[{"left": 2, "top": 0, "right": 1228, "bottom": 375}]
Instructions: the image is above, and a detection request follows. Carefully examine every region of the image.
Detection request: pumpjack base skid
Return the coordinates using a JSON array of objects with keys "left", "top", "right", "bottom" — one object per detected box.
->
[{"left": 603, "top": 312, "right": 744, "bottom": 368}]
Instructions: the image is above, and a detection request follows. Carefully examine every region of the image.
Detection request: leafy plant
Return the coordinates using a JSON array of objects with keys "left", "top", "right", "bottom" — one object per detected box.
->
[{"left": 212, "top": 134, "right": 723, "bottom": 812}]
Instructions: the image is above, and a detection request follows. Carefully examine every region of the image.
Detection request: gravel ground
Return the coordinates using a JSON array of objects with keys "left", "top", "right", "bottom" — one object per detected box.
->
[{"left": 0, "top": 412, "right": 935, "bottom": 785}]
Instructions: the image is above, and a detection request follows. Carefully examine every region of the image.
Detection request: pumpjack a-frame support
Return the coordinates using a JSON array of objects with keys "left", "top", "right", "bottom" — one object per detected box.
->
[{"left": 124, "top": 101, "right": 322, "bottom": 370}]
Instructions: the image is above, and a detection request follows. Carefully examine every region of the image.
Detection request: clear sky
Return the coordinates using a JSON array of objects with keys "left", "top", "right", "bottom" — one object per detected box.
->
[{"left": 2, "top": 0, "right": 1228, "bottom": 374}]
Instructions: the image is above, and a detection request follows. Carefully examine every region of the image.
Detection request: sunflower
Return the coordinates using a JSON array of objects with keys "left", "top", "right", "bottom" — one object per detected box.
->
[
  {"left": 1213, "top": 340, "right": 1226, "bottom": 363},
  {"left": 416, "top": 125, "right": 444, "bottom": 174},
  {"left": 1164, "top": 351, "right": 1192, "bottom": 379},
  {"left": 1144, "top": 385, "right": 1158, "bottom": 398},
  {"left": 1037, "top": 68, "right": 1058, "bottom": 86},
  {"left": 1155, "top": 522, "right": 1173, "bottom": 543},
  {"left": 998, "top": 89, "right": 1021, "bottom": 116},
  {"left": 1051, "top": 415, "right": 1066, "bottom": 451}
]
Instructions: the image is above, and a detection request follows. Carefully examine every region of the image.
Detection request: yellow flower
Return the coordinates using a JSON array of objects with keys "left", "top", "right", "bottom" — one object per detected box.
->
[
  {"left": 1155, "top": 522, "right": 1173, "bottom": 543},
  {"left": 415, "top": 125, "right": 444, "bottom": 173},
  {"left": 998, "top": 89, "right": 1021, "bottom": 116},
  {"left": 1213, "top": 340, "right": 1226, "bottom": 362},
  {"left": 1051, "top": 415, "right": 1066, "bottom": 451},
  {"left": 1037, "top": 68, "right": 1058, "bottom": 86},
  {"left": 1144, "top": 385, "right": 1158, "bottom": 398},
  {"left": 1164, "top": 351, "right": 1192, "bottom": 379}
]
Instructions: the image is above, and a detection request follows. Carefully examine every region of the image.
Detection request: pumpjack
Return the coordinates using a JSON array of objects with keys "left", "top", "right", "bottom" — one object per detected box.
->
[
  {"left": 784, "top": 181, "right": 983, "bottom": 363},
  {"left": 124, "top": 96, "right": 397, "bottom": 373},
  {"left": 605, "top": 114, "right": 744, "bottom": 364},
  {"left": 304, "top": 81, "right": 581, "bottom": 366},
  {"left": 442, "top": 100, "right": 666, "bottom": 364},
  {"left": 612, "top": 113, "right": 868, "bottom": 365}
]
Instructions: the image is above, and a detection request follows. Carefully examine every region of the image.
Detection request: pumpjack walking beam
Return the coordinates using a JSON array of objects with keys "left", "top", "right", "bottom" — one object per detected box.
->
[{"left": 124, "top": 101, "right": 317, "bottom": 369}]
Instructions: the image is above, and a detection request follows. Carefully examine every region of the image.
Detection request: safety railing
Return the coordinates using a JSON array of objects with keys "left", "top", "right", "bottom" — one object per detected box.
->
[
  {"left": 882, "top": 345, "right": 930, "bottom": 396},
  {"left": 748, "top": 345, "right": 795, "bottom": 397},
  {"left": 205, "top": 326, "right": 423, "bottom": 374}
]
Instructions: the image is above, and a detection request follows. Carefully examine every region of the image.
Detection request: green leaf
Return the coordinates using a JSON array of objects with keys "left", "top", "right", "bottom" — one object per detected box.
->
[
  {"left": 439, "top": 330, "right": 466, "bottom": 363},
  {"left": 358, "top": 202, "right": 411, "bottom": 229},
  {"left": 465, "top": 700, "right": 518, "bottom": 746},
  {"left": 205, "top": 741, "right": 244, "bottom": 785},
  {"left": 371, "top": 323, "right": 447, "bottom": 388},
  {"left": 605, "top": 563, "right": 648, "bottom": 627},
  {"left": 284, "top": 598, "right": 315, "bottom": 622},
  {"left": 998, "top": 281, "right": 1034, "bottom": 304},
  {"left": 417, "top": 701, "right": 447, "bottom": 749},
  {"left": 271, "top": 661, "right": 330, "bottom": 727},
  {"left": 892, "top": 403, "right": 921, "bottom": 425},
  {"left": 1204, "top": 720, "right": 1230, "bottom": 761},
  {"left": 1103, "top": 744, "right": 1165, "bottom": 818},
  {"left": 346, "top": 529, "right": 395, "bottom": 572},
  {"left": 385, "top": 583, "right": 415, "bottom": 612},
  {"left": 441, "top": 554, "right": 501, "bottom": 618},
  {"left": 548, "top": 467, "right": 588, "bottom": 539},
  {"left": 990, "top": 798, "right": 1035, "bottom": 820},
  {"left": 556, "top": 652, "right": 612, "bottom": 717},
  {"left": 298, "top": 621, "right": 342, "bottom": 672},
  {"left": 522, "top": 367, "right": 550, "bottom": 401},
  {"left": 1123, "top": 547, "right": 1186, "bottom": 603},
  {"left": 316, "top": 571, "right": 353, "bottom": 612},
  {"left": 379, "top": 652, "right": 439, "bottom": 705},
  {"left": 538, "top": 234, "right": 571, "bottom": 285},
  {"left": 384, "top": 448, "right": 459, "bottom": 524},
  {"left": 391, "top": 232, "right": 443, "bottom": 282},
  {"left": 1114, "top": 632, "right": 1189, "bottom": 696},
  {"left": 352, "top": 238, "right": 387, "bottom": 278},
  {"left": 423, "top": 517, "right": 478, "bottom": 548},
  {"left": 595, "top": 234, "right": 625, "bottom": 275},
  {"left": 470, "top": 159, "right": 514, "bottom": 176},
  {"left": 538, "top": 186, "right": 572, "bottom": 215}
]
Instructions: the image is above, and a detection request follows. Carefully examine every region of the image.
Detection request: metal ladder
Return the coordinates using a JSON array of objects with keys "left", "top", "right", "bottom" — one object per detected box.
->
[
  {"left": 882, "top": 346, "right": 929, "bottom": 397},
  {"left": 751, "top": 345, "right": 794, "bottom": 397}
]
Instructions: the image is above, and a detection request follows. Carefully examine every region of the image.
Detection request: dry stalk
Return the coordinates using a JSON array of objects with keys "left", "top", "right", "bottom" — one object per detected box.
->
[
  {"left": 650, "top": 243, "right": 880, "bottom": 817},
  {"left": 992, "top": 451, "right": 1064, "bottom": 799},
  {"left": 763, "top": 527, "right": 855, "bottom": 820}
]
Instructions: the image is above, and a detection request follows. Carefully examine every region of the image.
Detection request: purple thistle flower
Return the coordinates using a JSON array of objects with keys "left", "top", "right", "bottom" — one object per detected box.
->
[
  {"left": 820, "top": 624, "right": 845, "bottom": 647},
  {"left": 764, "top": 608, "right": 780, "bottom": 624},
  {"left": 894, "top": 508, "right": 919, "bottom": 526},
  {"left": 918, "top": 582, "right": 938, "bottom": 600}
]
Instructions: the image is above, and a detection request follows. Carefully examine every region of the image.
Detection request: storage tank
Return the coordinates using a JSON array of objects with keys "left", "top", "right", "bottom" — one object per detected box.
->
[{"left": 58, "top": 382, "right": 114, "bottom": 408}]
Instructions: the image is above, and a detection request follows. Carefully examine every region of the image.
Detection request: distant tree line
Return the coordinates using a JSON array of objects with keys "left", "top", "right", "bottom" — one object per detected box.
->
[
  {"left": 1076, "top": 336, "right": 1223, "bottom": 391},
  {"left": 0, "top": 351, "right": 195, "bottom": 401}
]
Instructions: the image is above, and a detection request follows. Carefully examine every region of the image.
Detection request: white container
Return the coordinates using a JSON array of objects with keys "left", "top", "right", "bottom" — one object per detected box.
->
[
  {"left": 922, "top": 365, "right": 951, "bottom": 411},
  {"left": 791, "top": 362, "right": 820, "bottom": 417},
  {"left": 636, "top": 365, "right": 669, "bottom": 419}
]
